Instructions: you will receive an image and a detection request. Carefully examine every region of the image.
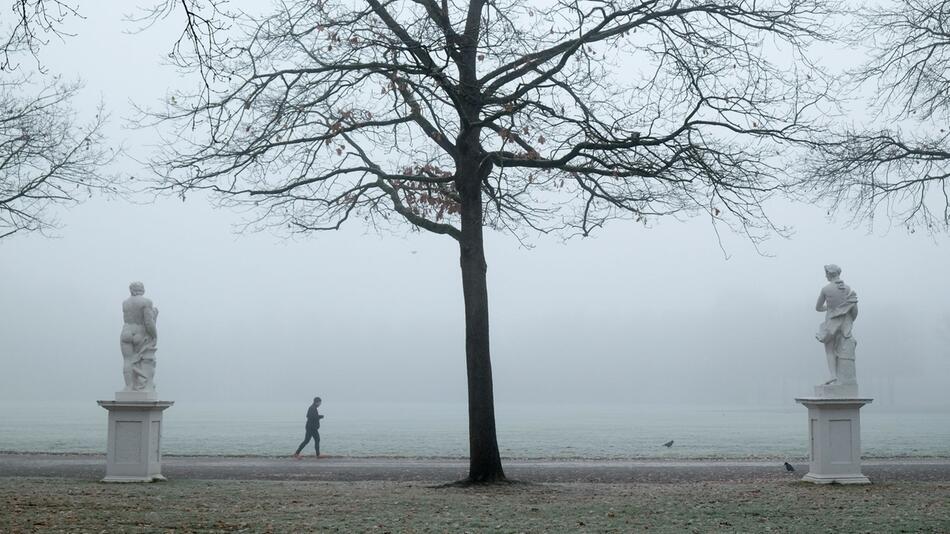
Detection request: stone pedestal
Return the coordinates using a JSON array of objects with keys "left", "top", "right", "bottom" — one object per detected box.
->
[
  {"left": 795, "top": 397, "right": 873, "bottom": 484},
  {"left": 97, "top": 400, "right": 174, "bottom": 482}
]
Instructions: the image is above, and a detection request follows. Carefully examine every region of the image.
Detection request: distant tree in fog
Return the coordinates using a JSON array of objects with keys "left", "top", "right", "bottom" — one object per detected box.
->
[
  {"left": 0, "top": 0, "right": 112, "bottom": 239},
  {"left": 146, "top": 0, "right": 836, "bottom": 484}
]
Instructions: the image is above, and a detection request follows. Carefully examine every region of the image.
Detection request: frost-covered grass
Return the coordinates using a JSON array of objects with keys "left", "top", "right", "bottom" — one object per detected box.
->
[{"left": 1, "top": 477, "right": 948, "bottom": 533}]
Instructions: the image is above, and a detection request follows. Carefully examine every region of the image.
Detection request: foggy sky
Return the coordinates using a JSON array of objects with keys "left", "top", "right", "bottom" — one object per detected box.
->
[{"left": 1, "top": 2, "right": 948, "bottom": 407}]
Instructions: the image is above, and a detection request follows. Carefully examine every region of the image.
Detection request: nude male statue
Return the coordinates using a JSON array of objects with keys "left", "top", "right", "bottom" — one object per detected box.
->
[
  {"left": 120, "top": 282, "right": 159, "bottom": 392},
  {"left": 815, "top": 265, "right": 858, "bottom": 386}
]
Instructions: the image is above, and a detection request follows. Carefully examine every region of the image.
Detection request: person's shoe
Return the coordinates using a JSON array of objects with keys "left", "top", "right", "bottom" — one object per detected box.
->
[{"left": 293, "top": 453, "right": 301, "bottom": 459}]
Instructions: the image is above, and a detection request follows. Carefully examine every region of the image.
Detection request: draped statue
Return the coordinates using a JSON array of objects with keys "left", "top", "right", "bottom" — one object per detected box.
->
[
  {"left": 120, "top": 282, "right": 159, "bottom": 392},
  {"left": 815, "top": 265, "right": 858, "bottom": 387}
]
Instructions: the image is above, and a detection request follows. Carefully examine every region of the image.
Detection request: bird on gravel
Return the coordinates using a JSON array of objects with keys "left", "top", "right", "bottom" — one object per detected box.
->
[
  {"left": 662, "top": 440, "right": 674, "bottom": 448},
  {"left": 784, "top": 462, "right": 795, "bottom": 472}
]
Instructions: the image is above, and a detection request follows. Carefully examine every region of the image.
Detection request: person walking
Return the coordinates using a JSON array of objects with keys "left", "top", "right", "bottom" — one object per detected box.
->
[{"left": 293, "top": 397, "right": 324, "bottom": 459}]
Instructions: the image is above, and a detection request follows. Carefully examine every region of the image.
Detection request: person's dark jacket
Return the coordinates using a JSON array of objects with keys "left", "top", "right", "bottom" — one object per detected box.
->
[{"left": 306, "top": 404, "right": 323, "bottom": 430}]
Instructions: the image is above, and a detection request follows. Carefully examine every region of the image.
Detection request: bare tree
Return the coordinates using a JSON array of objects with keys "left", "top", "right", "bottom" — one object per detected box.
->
[
  {"left": 149, "top": 0, "right": 833, "bottom": 483},
  {"left": 1, "top": 0, "right": 80, "bottom": 72},
  {"left": 811, "top": 0, "right": 950, "bottom": 231},
  {"left": 0, "top": 78, "right": 109, "bottom": 238},
  {"left": 0, "top": 0, "right": 113, "bottom": 239}
]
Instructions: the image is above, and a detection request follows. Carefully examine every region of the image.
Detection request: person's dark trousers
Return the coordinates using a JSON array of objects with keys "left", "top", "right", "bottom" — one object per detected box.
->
[{"left": 295, "top": 427, "right": 320, "bottom": 455}]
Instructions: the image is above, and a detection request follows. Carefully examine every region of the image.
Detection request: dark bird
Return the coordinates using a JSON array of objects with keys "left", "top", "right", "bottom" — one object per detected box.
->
[
  {"left": 784, "top": 462, "right": 795, "bottom": 472},
  {"left": 662, "top": 440, "right": 674, "bottom": 448}
]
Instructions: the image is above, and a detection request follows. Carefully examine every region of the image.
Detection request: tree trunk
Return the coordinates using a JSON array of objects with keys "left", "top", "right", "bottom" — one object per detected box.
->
[{"left": 458, "top": 180, "right": 506, "bottom": 483}]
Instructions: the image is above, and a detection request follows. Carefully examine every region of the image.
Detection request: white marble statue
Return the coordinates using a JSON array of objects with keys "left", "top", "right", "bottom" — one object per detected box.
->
[
  {"left": 120, "top": 282, "right": 159, "bottom": 392},
  {"left": 815, "top": 265, "right": 858, "bottom": 387}
]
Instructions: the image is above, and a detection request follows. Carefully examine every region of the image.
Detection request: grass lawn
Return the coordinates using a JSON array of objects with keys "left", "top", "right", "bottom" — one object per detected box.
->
[{"left": 1, "top": 477, "right": 948, "bottom": 533}]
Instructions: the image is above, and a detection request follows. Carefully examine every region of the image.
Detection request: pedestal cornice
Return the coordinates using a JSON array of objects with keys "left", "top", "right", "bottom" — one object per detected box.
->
[
  {"left": 97, "top": 400, "right": 174, "bottom": 410},
  {"left": 795, "top": 397, "right": 873, "bottom": 406}
]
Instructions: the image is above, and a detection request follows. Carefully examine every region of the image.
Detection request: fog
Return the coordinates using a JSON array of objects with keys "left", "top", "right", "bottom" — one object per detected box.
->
[{"left": 1, "top": 3, "right": 948, "bottom": 408}]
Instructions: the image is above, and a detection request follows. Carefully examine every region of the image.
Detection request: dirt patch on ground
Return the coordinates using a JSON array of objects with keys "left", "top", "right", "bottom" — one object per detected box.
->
[{"left": 1, "top": 477, "right": 948, "bottom": 533}]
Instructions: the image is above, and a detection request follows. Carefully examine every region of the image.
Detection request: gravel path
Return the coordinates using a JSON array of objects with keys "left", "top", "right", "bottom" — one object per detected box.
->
[{"left": 3, "top": 453, "right": 949, "bottom": 483}]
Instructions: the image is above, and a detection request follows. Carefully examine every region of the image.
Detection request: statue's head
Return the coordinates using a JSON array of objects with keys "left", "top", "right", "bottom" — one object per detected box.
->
[
  {"left": 824, "top": 264, "right": 841, "bottom": 281},
  {"left": 129, "top": 281, "right": 145, "bottom": 296},
  {"left": 313, "top": 396, "right": 322, "bottom": 406}
]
